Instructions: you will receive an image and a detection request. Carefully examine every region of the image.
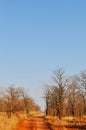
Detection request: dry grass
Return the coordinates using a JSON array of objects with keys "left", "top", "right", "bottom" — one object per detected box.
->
[
  {"left": 0, "top": 111, "right": 42, "bottom": 130},
  {"left": 0, "top": 112, "right": 19, "bottom": 130},
  {"left": 0, "top": 112, "right": 29, "bottom": 130},
  {"left": 45, "top": 116, "right": 86, "bottom": 130},
  {"left": 0, "top": 111, "right": 86, "bottom": 130},
  {"left": 29, "top": 111, "right": 45, "bottom": 117}
]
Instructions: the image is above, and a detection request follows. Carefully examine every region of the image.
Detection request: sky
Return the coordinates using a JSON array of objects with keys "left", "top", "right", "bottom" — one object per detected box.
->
[{"left": 0, "top": 0, "right": 86, "bottom": 110}]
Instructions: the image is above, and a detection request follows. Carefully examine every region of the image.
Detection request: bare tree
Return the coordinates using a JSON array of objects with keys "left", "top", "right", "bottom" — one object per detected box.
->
[
  {"left": 44, "top": 68, "right": 67, "bottom": 119},
  {"left": 79, "top": 70, "right": 86, "bottom": 114},
  {"left": 65, "top": 75, "right": 84, "bottom": 118},
  {"left": 0, "top": 86, "right": 41, "bottom": 118},
  {"left": 43, "top": 84, "right": 52, "bottom": 115},
  {"left": 3, "top": 85, "right": 22, "bottom": 117},
  {"left": 20, "top": 88, "right": 30, "bottom": 117},
  {"left": 18, "top": 87, "right": 41, "bottom": 117},
  {"left": 52, "top": 68, "right": 67, "bottom": 119}
]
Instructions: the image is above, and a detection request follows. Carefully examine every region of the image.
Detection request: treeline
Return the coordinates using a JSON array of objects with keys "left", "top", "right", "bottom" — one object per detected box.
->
[
  {"left": 44, "top": 68, "right": 86, "bottom": 119},
  {"left": 0, "top": 86, "right": 40, "bottom": 118}
]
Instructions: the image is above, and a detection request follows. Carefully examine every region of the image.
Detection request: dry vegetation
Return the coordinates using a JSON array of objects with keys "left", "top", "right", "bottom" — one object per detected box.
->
[
  {"left": 44, "top": 68, "right": 86, "bottom": 122},
  {"left": 0, "top": 111, "right": 39, "bottom": 130},
  {"left": 43, "top": 68, "right": 86, "bottom": 129},
  {"left": 0, "top": 112, "right": 86, "bottom": 130},
  {"left": 0, "top": 112, "right": 19, "bottom": 130},
  {"left": 0, "top": 68, "right": 86, "bottom": 130},
  {"left": 45, "top": 116, "right": 86, "bottom": 130},
  {"left": 0, "top": 86, "right": 41, "bottom": 130}
]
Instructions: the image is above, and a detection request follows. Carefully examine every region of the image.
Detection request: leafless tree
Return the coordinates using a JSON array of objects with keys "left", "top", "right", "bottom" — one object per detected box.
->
[
  {"left": 0, "top": 86, "right": 41, "bottom": 118},
  {"left": 52, "top": 68, "right": 67, "bottom": 119},
  {"left": 44, "top": 68, "right": 67, "bottom": 119},
  {"left": 4, "top": 85, "right": 22, "bottom": 117},
  {"left": 79, "top": 70, "right": 86, "bottom": 114},
  {"left": 19, "top": 88, "right": 30, "bottom": 117},
  {"left": 43, "top": 84, "right": 52, "bottom": 115}
]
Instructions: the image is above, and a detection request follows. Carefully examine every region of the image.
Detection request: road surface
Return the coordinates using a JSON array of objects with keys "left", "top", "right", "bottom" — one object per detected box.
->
[{"left": 15, "top": 117, "right": 51, "bottom": 130}]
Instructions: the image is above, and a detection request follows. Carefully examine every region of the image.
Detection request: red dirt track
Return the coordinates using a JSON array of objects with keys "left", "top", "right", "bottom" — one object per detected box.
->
[{"left": 15, "top": 117, "right": 50, "bottom": 130}]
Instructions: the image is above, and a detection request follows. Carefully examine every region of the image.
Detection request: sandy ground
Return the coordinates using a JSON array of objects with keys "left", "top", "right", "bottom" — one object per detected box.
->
[{"left": 15, "top": 117, "right": 50, "bottom": 130}]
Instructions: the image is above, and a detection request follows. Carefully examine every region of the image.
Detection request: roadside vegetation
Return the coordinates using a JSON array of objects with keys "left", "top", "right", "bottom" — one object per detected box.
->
[
  {"left": 44, "top": 68, "right": 86, "bottom": 129},
  {"left": 0, "top": 86, "right": 40, "bottom": 118},
  {"left": 0, "top": 86, "right": 41, "bottom": 130},
  {"left": 0, "top": 112, "right": 18, "bottom": 130},
  {"left": 45, "top": 116, "right": 86, "bottom": 130}
]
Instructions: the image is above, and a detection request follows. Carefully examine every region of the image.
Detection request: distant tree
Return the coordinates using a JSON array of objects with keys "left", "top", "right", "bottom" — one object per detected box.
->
[
  {"left": 4, "top": 85, "right": 22, "bottom": 117},
  {"left": 79, "top": 70, "right": 86, "bottom": 114},
  {"left": 44, "top": 68, "right": 67, "bottom": 119},
  {"left": 65, "top": 75, "right": 84, "bottom": 118},
  {"left": 43, "top": 84, "right": 52, "bottom": 115},
  {"left": 66, "top": 77, "right": 77, "bottom": 117},
  {"left": 20, "top": 88, "right": 30, "bottom": 117},
  {"left": 43, "top": 68, "right": 86, "bottom": 120},
  {"left": 16, "top": 87, "right": 41, "bottom": 117},
  {"left": 52, "top": 68, "right": 67, "bottom": 119}
]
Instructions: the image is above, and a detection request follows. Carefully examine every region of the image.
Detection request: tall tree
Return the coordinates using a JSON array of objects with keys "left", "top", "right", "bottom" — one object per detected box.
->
[
  {"left": 52, "top": 68, "right": 67, "bottom": 119},
  {"left": 4, "top": 85, "right": 21, "bottom": 117},
  {"left": 79, "top": 70, "right": 86, "bottom": 114}
]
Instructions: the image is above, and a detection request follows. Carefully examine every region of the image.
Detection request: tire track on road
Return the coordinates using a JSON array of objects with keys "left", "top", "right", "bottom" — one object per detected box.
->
[{"left": 15, "top": 117, "right": 50, "bottom": 130}]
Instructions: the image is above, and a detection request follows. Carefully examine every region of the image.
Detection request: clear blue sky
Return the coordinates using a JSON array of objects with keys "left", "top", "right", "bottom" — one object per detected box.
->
[{"left": 0, "top": 0, "right": 86, "bottom": 110}]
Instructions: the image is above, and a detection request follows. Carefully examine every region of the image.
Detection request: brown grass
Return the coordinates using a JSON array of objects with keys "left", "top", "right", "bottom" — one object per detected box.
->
[
  {"left": 0, "top": 112, "right": 29, "bottom": 130},
  {"left": 0, "top": 112, "right": 85, "bottom": 130},
  {"left": 0, "top": 112, "right": 19, "bottom": 130},
  {"left": 0, "top": 111, "right": 42, "bottom": 130},
  {"left": 45, "top": 116, "right": 86, "bottom": 130}
]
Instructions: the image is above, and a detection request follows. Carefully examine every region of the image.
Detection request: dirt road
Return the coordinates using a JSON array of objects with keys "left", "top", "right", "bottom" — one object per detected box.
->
[{"left": 15, "top": 117, "right": 51, "bottom": 130}]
